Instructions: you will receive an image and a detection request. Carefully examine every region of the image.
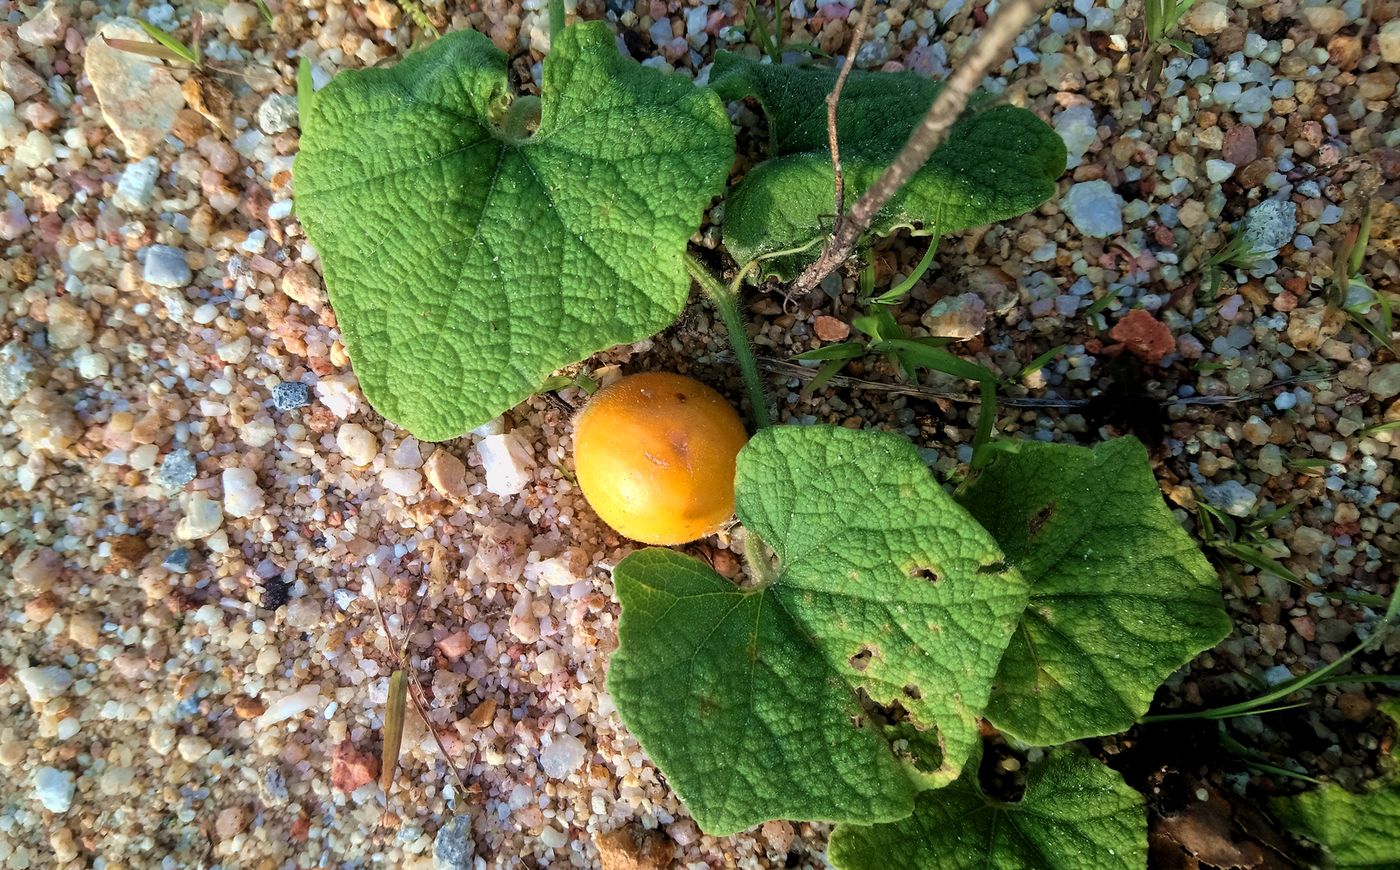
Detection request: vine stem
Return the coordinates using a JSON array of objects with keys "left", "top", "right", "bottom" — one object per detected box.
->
[
  {"left": 683, "top": 252, "right": 773, "bottom": 429},
  {"left": 791, "top": 0, "right": 1047, "bottom": 295},
  {"left": 826, "top": 0, "right": 876, "bottom": 238}
]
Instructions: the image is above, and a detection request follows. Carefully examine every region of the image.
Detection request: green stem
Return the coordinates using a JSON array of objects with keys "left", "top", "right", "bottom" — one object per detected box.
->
[
  {"left": 549, "top": 0, "right": 565, "bottom": 44},
  {"left": 684, "top": 252, "right": 772, "bottom": 429},
  {"left": 500, "top": 95, "right": 541, "bottom": 140}
]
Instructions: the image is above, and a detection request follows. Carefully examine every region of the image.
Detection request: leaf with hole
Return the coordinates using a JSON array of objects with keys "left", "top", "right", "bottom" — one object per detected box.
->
[
  {"left": 957, "top": 437, "right": 1231, "bottom": 745},
  {"left": 829, "top": 746, "right": 1147, "bottom": 869},
  {"left": 295, "top": 24, "right": 734, "bottom": 440},
  {"left": 710, "top": 54, "right": 1066, "bottom": 279},
  {"left": 608, "top": 425, "right": 1028, "bottom": 834}
]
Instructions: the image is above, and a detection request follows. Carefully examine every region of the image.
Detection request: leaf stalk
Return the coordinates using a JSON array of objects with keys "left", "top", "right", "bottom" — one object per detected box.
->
[{"left": 684, "top": 252, "right": 773, "bottom": 429}]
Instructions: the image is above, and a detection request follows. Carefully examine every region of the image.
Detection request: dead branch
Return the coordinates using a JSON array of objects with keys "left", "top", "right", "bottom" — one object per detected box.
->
[{"left": 792, "top": 0, "right": 1048, "bottom": 295}]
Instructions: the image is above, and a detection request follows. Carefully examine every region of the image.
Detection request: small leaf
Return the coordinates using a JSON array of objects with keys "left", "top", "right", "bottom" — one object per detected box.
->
[
  {"left": 295, "top": 25, "right": 734, "bottom": 440},
  {"left": 609, "top": 425, "right": 1028, "bottom": 834},
  {"left": 1272, "top": 702, "right": 1400, "bottom": 868},
  {"left": 711, "top": 54, "right": 1066, "bottom": 279},
  {"left": 958, "top": 437, "right": 1231, "bottom": 744},
  {"left": 828, "top": 746, "right": 1147, "bottom": 870}
]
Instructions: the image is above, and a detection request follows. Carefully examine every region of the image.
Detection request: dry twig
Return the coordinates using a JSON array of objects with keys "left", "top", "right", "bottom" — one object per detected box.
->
[
  {"left": 792, "top": 0, "right": 1048, "bottom": 295},
  {"left": 827, "top": 0, "right": 877, "bottom": 238}
]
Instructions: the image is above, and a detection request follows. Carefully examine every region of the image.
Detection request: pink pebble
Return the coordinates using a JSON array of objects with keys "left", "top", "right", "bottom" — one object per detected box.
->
[{"left": 437, "top": 630, "right": 470, "bottom": 660}]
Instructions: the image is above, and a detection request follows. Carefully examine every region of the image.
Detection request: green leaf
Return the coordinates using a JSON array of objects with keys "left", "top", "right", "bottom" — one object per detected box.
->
[
  {"left": 829, "top": 746, "right": 1147, "bottom": 870},
  {"left": 295, "top": 25, "right": 734, "bottom": 440},
  {"left": 711, "top": 54, "right": 1066, "bottom": 279},
  {"left": 1272, "top": 702, "right": 1400, "bottom": 868},
  {"left": 609, "top": 425, "right": 1029, "bottom": 834},
  {"left": 958, "top": 438, "right": 1231, "bottom": 744}
]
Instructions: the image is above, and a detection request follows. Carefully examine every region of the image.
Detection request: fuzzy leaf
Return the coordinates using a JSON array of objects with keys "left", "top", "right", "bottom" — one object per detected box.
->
[
  {"left": 609, "top": 425, "right": 1028, "bottom": 834},
  {"left": 958, "top": 438, "right": 1232, "bottom": 745},
  {"left": 1271, "top": 700, "right": 1400, "bottom": 868},
  {"left": 710, "top": 54, "right": 1066, "bottom": 278},
  {"left": 829, "top": 747, "right": 1147, "bottom": 870},
  {"left": 295, "top": 25, "right": 733, "bottom": 440}
]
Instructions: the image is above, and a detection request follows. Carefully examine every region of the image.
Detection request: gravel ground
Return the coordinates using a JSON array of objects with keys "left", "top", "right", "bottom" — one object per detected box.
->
[{"left": 2, "top": 0, "right": 1398, "bottom": 867}]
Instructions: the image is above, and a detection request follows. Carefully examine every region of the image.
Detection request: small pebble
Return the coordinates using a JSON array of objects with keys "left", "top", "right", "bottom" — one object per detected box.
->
[
  {"left": 158, "top": 449, "right": 197, "bottom": 489},
  {"left": 163, "top": 547, "right": 192, "bottom": 573},
  {"left": 336, "top": 423, "right": 379, "bottom": 466},
  {"left": 33, "top": 767, "right": 75, "bottom": 813},
  {"left": 434, "top": 814, "right": 476, "bottom": 869},
  {"left": 222, "top": 467, "right": 265, "bottom": 518},
  {"left": 478, "top": 432, "right": 534, "bottom": 496},
  {"left": 271, "top": 381, "right": 311, "bottom": 411},
  {"left": 1060, "top": 180, "right": 1124, "bottom": 238},
  {"left": 142, "top": 244, "right": 193, "bottom": 288},
  {"left": 17, "top": 665, "right": 73, "bottom": 702}
]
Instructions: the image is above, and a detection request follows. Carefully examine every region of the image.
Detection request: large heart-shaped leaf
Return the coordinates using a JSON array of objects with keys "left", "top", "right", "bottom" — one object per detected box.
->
[
  {"left": 295, "top": 25, "right": 734, "bottom": 440},
  {"left": 958, "top": 438, "right": 1232, "bottom": 745},
  {"left": 710, "top": 54, "right": 1066, "bottom": 279},
  {"left": 608, "top": 425, "right": 1028, "bottom": 834},
  {"left": 828, "top": 747, "right": 1147, "bottom": 870}
]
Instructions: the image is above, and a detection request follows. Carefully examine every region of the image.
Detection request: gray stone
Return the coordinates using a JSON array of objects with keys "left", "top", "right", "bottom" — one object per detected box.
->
[
  {"left": 1054, "top": 104, "right": 1097, "bottom": 167},
  {"left": 163, "top": 547, "right": 191, "bottom": 573},
  {"left": 1368, "top": 363, "right": 1400, "bottom": 399},
  {"left": 1233, "top": 86, "right": 1273, "bottom": 115},
  {"left": 114, "top": 157, "right": 160, "bottom": 213},
  {"left": 143, "top": 245, "right": 192, "bottom": 288},
  {"left": 257, "top": 93, "right": 299, "bottom": 135},
  {"left": 1204, "top": 479, "right": 1258, "bottom": 517},
  {"left": 434, "top": 814, "right": 475, "bottom": 870},
  {"left": 272, "top": 381, "right": 311, "bottom": 411},
  {"left": 158, "top": 449, "right": 197, "bottom": 489},
  {"left": 1061, "top": 180, "right": 1124, "bottom": 238},
  {"left": 1240, "top": 198, "right": 1297, "bottom": 259}
]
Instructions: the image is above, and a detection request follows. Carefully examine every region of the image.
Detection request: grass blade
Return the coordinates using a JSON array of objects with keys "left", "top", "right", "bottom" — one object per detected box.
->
[
  {"left": 379, "top": 669, "right": 408, "bottom": 792},
  {"left": 1018, "top": 344, "right": 1066, "bottom": 382},
  {"left": 873, "top": 339, "right": 999, "bottom": 383},
  {"left": 136, "top": 19, "right": 199, "bottom": 65},
  {"left": 872, "top": 236, "right": 939, "bottom": 305}
]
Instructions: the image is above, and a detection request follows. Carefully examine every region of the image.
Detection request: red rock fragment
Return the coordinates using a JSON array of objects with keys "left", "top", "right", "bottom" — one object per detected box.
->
[
  {"left": 1221, "top": 125, "right": 1258, "bottom": 166},
  {"left": 1109, "top": 309, "right": 1175, "bottom": 365},
  {"left": 330, "top": 740, "right": 379, "bottom": 793},
  {"left": 813, "top": 315, "right": 850, "bottom": 342}
]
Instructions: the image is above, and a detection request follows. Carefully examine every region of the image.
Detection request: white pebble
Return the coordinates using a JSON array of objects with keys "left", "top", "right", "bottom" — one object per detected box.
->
[
  {"left": 222, "top": 467, "right": 265, "bottom": 518},
  {"left": 539, "top": 733, "right": 587, "bottom": 779},
  {"left": 17, "top": 665, "right": 73, "bottom": 702},
  {"left": 478, "top": 432, "right": 534, "bottom": 496},
  {"left": 177, "top": 493, "right": 224, "bottom": 539},
  {"left": 33, "top": 767, "right": 74, "bottom": 813},
  {"left": 257, "top": 684, "right": 321, "bottom": 726},
  {"left": 177, "top": 735, "right": 212, "bottom": 762},
  {"left": 336, "top": 423, "right": 378, "bottom": 466},
  {"left": 382, "top": 468, "right": 423, "bottom": 498}
]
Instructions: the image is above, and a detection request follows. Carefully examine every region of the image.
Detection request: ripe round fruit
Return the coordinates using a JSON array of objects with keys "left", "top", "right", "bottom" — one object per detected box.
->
[{"left": 573, "top": 372, "right": 748, "bottom": 546}]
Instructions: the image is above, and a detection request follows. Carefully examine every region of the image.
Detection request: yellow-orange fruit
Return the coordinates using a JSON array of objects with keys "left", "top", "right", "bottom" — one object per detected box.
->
[{"left": 573, "top": 372, "right": 748, "bottom": 545}]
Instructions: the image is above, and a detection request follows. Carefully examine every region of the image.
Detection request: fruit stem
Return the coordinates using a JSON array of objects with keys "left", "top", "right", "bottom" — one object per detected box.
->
[{"left": 683, "top": 252, "right": 772, "bottom": 429}]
